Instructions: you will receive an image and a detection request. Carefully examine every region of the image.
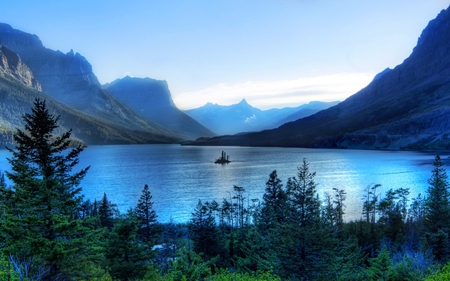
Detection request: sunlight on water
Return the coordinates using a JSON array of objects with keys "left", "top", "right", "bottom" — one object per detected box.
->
[{"left": 0, "top": 145, "right": 445, "bottom": 223}]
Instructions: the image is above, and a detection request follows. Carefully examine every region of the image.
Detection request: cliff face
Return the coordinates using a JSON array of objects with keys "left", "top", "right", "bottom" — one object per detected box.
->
[
  {"left": 0, "top": 23, "right": 172, "bottom": 136},
  {"left": 103, "top": 76, "right": 215, "bottom": 140},
  {"left": 0, "top": 45, "right": 41, "bottom": 90},
  {"left": 187, "top": 5, "right": 450, "bottom": 150}
]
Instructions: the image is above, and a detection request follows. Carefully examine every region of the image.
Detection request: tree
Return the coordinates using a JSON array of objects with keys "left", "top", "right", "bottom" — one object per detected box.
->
[
  {"left": 425, "top": 155, "right": 450, "bottom": 233},
  {"left": 286, "top": 158, "right": 320, "bottom": 227},
  {"left": 423, "top": 155, "right": 450, "bottom": 262},
  {"left": 257, "top": 170, "right": 286, "bottom": 231},
  {"left": 1, "top": 98, "right": 90, "bottom": 279},
  {"left": 99, "top": 193, "right": 116, "bottom": 229},
  {"left": 104, "top": 211, "right": 150, "bottom": 281},
  {"left": 190, "top": 200, "right": 220, "bottom": 260},
  {"left": 135, "top": 184, "right": 158, "bottom": 243}
]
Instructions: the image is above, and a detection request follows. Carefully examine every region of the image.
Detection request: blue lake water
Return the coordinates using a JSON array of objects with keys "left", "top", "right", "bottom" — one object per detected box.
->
[{"left": 0, "top": 144, "right": 446, "bottom": 223}]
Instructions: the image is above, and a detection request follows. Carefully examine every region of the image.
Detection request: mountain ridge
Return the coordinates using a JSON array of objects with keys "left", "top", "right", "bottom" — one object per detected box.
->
[
  {"left": 183, "top": 99, "right": 339, "bottom": 135},
  {"left": 183, "top": 5, "right": 450, "bottom": 150}
]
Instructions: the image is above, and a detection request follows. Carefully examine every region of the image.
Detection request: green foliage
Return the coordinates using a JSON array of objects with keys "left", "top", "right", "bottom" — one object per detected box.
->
[
  {"left": 0, "top": 253, "right": 19, "bottom": 281},
  {"left": 366, "top": 246, "right": 393, "bottom": 281},
  {"left": 135, "top": 184, "right": 158, "bottom": 243},
  {"left": 190, "top": 200, "right": 221, "bottom": 261},
  {"left": 425, "top": 155, "right": 450, "bottom": 233},
  {"left": 424, "top": 262, "right": 450, "bottom": 281},
  {"left": 104, "top": 212, "right": 151, "bottom": 281},
  {"left": 1, "top": 98, "right": 92, "bottom": 279},
  {"left": 163, "top": 250, "right": 214, "bottom": 281},
  {"left": 207, "top": 269, "right": 281, "bottom": 281}
]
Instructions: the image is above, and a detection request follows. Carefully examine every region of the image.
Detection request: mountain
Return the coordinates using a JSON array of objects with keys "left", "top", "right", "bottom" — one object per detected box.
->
[
  {"left": 184, "top": 6, "right": 450, "bottom": 150},
  {"left": 0, "top": 45, "right": 181, "bottom": 146},
  {"left": 0, "top": 45, "right": 41, "bottom": 91},
  {"left": 0, "top": 23, "right": 181, "bottom": 140},
  {"left": 184, "top": 99, "right": 339, "bottom": 135},
  {"left": 102, "top": 76, "right": 215, "bottom": 140}
]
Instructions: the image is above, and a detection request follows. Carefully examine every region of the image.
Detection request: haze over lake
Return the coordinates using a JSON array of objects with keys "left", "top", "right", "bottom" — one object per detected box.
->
[{"left": 0, "top": 145, "right": 444, "bottom": 223}]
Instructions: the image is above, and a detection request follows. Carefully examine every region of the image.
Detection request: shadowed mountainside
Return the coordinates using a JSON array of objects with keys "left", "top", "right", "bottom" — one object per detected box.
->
[
  {"left": 103, "top": 76, "right": 215, "bottom": 140},
  {"left": 0, "top": 45, "right": 181, "bottom": 146},
  {"left": 184, "top": 6, "right": 450, "bottom": 150},
  {"left": 0, "top": 23, "right": 185, "bottom": 140}
]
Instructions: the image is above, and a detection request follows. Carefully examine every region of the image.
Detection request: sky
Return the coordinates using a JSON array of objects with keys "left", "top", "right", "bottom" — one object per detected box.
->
[{"left": 1, "top": 1, "right": 449, "bottom": 110}]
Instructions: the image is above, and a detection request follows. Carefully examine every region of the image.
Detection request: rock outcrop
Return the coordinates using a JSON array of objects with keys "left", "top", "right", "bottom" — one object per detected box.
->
[{"left": 0, "top": 45, "right": 41, "bottom": 90}]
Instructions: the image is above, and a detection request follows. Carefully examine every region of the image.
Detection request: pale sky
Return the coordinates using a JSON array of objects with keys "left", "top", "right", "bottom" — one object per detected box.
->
[{"left": 1, "top": 1, "right": 448, "bottom": 109}]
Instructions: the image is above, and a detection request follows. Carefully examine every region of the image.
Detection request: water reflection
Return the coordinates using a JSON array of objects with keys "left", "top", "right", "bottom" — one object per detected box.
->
[{"left": 0, "top": 145, "right": 444, "bottom": 223}]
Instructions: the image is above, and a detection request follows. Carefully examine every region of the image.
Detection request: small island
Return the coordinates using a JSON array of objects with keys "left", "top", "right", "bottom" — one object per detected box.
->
[{"left": 215, "top": 151, "right": 231, "bottom": 164}]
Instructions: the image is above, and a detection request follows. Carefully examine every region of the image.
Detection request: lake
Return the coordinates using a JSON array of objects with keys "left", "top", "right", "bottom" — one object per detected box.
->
[{"left": 0, "top": 144, "right": 446, "bottom": 223}]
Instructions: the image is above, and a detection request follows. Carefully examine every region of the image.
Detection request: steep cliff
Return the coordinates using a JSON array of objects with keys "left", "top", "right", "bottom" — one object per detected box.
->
[
  {"left": 103, "top": 76, "right": 215, "bottom": 140},
  {"left": 0, "top": 23, "right": 178, "bottom": 138},
  {"left": 0, "top": 45, "right": 41, "bottom": 90}
]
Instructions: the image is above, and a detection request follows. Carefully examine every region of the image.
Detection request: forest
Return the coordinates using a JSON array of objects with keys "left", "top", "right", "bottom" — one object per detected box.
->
[{"left": 1, "top": 99, "right": 450, "bottom": 280}]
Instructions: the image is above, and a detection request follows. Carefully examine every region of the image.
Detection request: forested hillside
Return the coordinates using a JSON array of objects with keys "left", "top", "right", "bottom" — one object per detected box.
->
[{"left": 1, "top": 101, "right": 450, "bottom": 280}]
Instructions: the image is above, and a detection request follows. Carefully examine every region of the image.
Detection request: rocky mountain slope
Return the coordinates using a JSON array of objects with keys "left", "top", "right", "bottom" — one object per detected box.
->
[
  {"left": 185, "top": 6, "right": 450, "bottom": 150},
  {"left": 0, "top": 45, "right": 181, "bottom": 146},
  {"left": 0, "top": 23, "right": 194, "bottom": 140},
  {"left": 184, "top": 99, "right": 339, "bottom": 135},
  {"left": 103, "top": 76, "right": 215, "bottom": 140}
]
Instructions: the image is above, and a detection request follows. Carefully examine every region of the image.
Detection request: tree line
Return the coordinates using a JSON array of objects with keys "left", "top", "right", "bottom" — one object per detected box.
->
[{"left": 1, "top": 99, "right": 450, "bottom": 280}]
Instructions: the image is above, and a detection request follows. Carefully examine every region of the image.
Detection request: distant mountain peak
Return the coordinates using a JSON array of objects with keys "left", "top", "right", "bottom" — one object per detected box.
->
[{"left": 238, "top": 98, "right": 249, "bottom": 105}]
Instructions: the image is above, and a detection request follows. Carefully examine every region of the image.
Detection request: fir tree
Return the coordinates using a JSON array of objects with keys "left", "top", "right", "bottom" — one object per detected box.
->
[
  {"left": 135, "top": 184, "right": 158, "bottom": 243},
  {"left": 99, "top": 192, "right": 116, "bottom": 229},
  {"left": 1, "top": 98, "right": 90, "bottom": 279},
  {"left": 425, "top": 155, "right": 450, "bottom": 233},
  {"left": 190, "top": 200, "right": 220, "bottom": 260},
  {"left": 257, "top": 170, "right": 287, "bottom": 231},
  {"left": 104, "top": 211, "right": 149, "bottom": 281}
]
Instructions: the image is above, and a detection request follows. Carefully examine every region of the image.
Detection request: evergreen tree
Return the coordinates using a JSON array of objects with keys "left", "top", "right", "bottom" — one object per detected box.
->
[
  {"left": 104, "top": 211, "right": 149, "bottom": 281},
  {"left": 425, "top": 155, "right": 450, "bottom": 233},
  {"left": 286, "top": 158, "right": 320, "bottom": 227},
  {"left": 1, "top": 98, "right": 90, "bottom": 279},
  {"left": 257, "top": 170, "right": 287, "bottom": 231},
  {"left": 99, "top": 192, "right": 116, "bottom": 229},
  {"left": 424, "top": 155, "right": 450, "bottom": 261},
  {"left": 190, "top": 200, "right": 220, "bottom": 260},
  {"left": 135, "top": 184, "right": 158, "bottom": 243}
]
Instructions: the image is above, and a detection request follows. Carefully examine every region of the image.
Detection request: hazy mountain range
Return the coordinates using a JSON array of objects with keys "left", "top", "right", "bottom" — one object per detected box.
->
[
  {"left": 1, "top": 5, "right": 450, "bottom": 150},
  {"left": 184, "top": 6, "right": 450, "bottom": 150},
  {"left": 183, "top": 99, "right": 339, "bottom": 135}
]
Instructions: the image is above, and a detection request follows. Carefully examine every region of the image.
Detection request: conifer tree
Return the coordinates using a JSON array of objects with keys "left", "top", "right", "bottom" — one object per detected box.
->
[
  {"left": 190, "top": 200, "right": 220, "bottom": 260},
  {"left": 425, "top": 154, "right": 450, "bottom": 233},
  {"left": 104, "top": 211, "right": 149, "bottom": 281},
  {"left": 99, "top": 192, "right": 116, "bottom": 229},
  {"left": 1, "top": 98, "right": 90, "bottom": 279},
  {"left": 135, "top": 184, "right": 158, "bottom": 243},
  {"left": 257, "top": 170, "right": 286, "bottom": 231}
]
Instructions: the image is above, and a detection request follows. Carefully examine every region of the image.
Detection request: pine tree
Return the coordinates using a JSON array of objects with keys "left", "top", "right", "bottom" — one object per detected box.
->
[
  {"left": 104, "top": 211, "right": 149, "bottom": 281},
  {"left": 286, "top": 158, "right": 320, "bottom": 227},
  {"left": 190, "top": 200, "right": 220, "bottom": 260},
  {"left": 1, "top": 98, "right": 90, "bottom": 279},
  {"left": 257, "top": 170, "right": 286, "bottom": 231},
  {"left": 99, "top": 192, "right": 116, "bottom": 229},
  {"left": 135, "top": 184, "right": 158, "bottom": 243},
  {"left": 425, "top": 154, "right": 450, "bottom": 233}
]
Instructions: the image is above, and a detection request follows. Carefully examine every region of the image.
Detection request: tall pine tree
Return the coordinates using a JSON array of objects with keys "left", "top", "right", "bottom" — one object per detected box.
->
[
  {"left": 1, "top": 99, "right": 90, "bottom": 279},
  {"left": 135, "top": 184, "right": 158, "bottom": 243}
]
